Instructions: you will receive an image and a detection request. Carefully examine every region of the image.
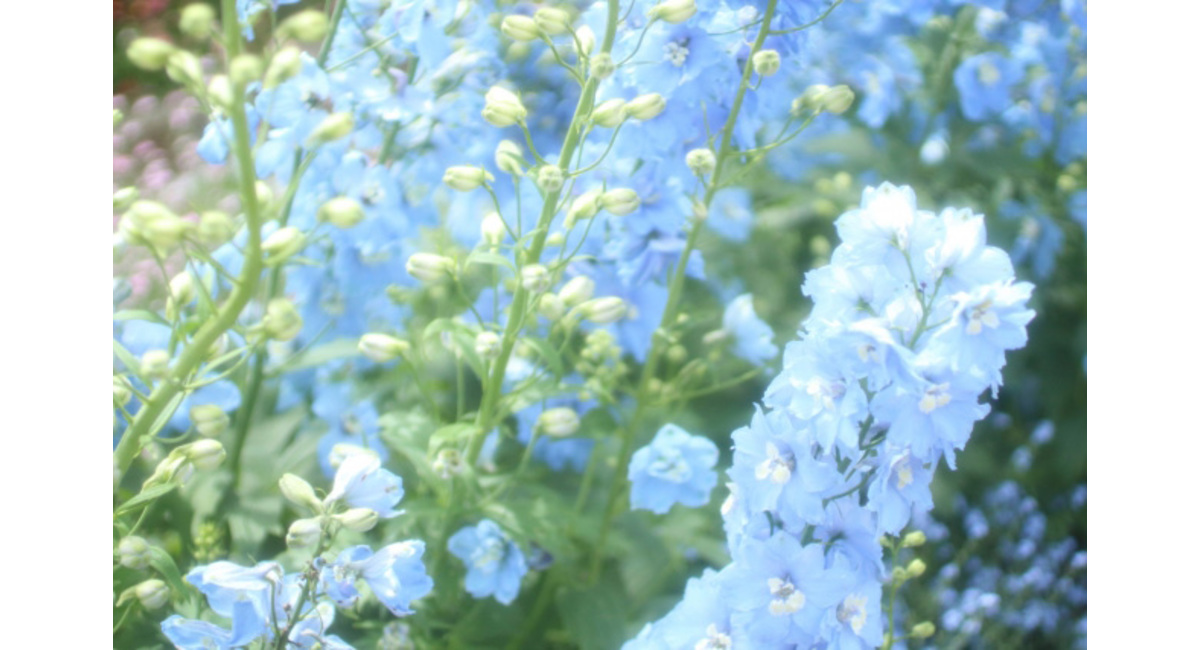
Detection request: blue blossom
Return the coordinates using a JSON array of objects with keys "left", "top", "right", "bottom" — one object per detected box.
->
[
  {"left": 161, "top": 599, "right": 263, "bottom": 650},
  {"left": 721, "top": 294, "right": 778, "bottom": 363},
  {"left": 954, "top": 52, "right": 1020, "bottom": 121},
  {"left": 324, "top": 452, "right": 404, "bottom": 518},
  {"left": 447, "top": 519, "right": 528, "bottom": 605},
  {"left": 628, "top": 423, "right": 719, "bottom": 514},
  {"left": 319, "top": 542, "right": 433, "bottom": 615}
]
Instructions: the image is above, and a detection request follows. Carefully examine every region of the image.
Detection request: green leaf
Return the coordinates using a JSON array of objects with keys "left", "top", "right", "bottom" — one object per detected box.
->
[
  {"left": 557, "top": 574, "right": 628, "bottom": 650},
  {"left": 146, "top": 546, "right": 189, "bottom": 599},
  {"left": 114, "top": 482, "right": 177, "bottom": 517},
  {"left": 520, "top": 337, "right": 564, "bottom": 377},
  {"left": 146, "top": 391, "right": 188, "bottom": 440},
  {"left": 114, "top": 309, "right": 171, "bottom": 326},
  {"left": 112, "top": 339, "right": 142, "bottom": 376},
  {"left": 428, "top": 422, "right": 479, "bottom": 453}
]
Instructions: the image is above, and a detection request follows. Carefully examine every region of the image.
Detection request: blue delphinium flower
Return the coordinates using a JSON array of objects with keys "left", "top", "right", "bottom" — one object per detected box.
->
[
  {"left": 954, "top": 52, "right": 1020, "bottom": 121},
  {"left": 628, "top": 424, "right": 719, "bottom": 515},
  {"left": 323, "top": 452, "right": 404, "bottom": 518},
  {"left": 721, "top": 294, "right": 778, "bottom": 363},
  {"left": 320, "top": 542, "right": 434, "bottom": 615},
  {"left": 161, "top": 599, "right": 263, "bottom": 650},
  {"left": 447, "top": 519, "right": 528, "bottom": 605}
]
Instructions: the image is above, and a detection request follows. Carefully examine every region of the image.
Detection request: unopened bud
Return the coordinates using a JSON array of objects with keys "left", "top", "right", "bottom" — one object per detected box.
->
[
  {"left": 279, "top": 9, "right": 328, "bottom": 42},
  {"left": 166, "top": 51, "right": 204, "bottom": 90},
  {"left": 306, "top": 112, "right": 355, "bottom": 146},
  {"left": 113, "top": 376, "right": 133, "bottom": 407},
  {"left": 752, "top": 49, "right": 781, "bottom": 76},
  {"left": 183, "top": 439, "right": 226, "bottom": 471},
  {"left": 443, "top": 165, "right": 494, "bottom": 191},
  {"left": 546, "top": 232, "right": 566, "bottom": 247},
  {"left": 286, "top": 518, "right": 323, "bottom": 549},
  {"left": 207, "top": 75, "right": 233, "bottom": 109},
  {"left": 121, "top": 200, "right": 188, "bottom": 250},
  {"left": 536, "top": 165, "right": 564, "bottom": 193},
  {"left": 481, "top": 212, "right": 507, "bottom": 245},
  {"left": 626, "top": 93, "right": 666, "bottom": 120},
  {"left": 359, "top": 333, "right": 411, "bottom": 363},
  {"left": 141, "top": 349, "right": 171, "bottom": 380},
  {"left": 263, "top": 298, "right": 303, "bottom": 341},
  {"left": 592, "top": 98, "right": 627, "bottom": 127},
  {"left": 566, "top": 189, "right": 602, "bottom": 227},
  {"left": 537, "top": 407, "right": 580, "bottom": 437},
  {"left": 901, "top": 530, "right": 927, "bottom": 548},
  {"left": 538, "top": 293, "right": 566, "bottom": 320},
  {"left": 189, "top": 404, "right": 230, "bottom": 438},
  {"left": 589, "top": 52, "right": 615, "bottom": 79},
  {"left": 126, "top": 38, "right": 176, "bottom": 71},
  {"left": 113, "top": 187, "right": 139, "bottom": 211},
  {"left": 501, "top": 15, "right": 540, "bottom": 41},
  {"left": 255, "top": 181, "right": 274, "bottom": 208},
  {"left": 558, "top": 276, "right": 595, "bottom": 306},
  {"left": 521, "top": 264, "right": 551, "bottom": 291},
  {"left": 180, "top": 4, "right": 216, "bottom": 40},
  {"left": 600, "top": 188, "right": 640, "bottom": 216},
  {"left": 667, "top": 344, "right": 688, "bottom": 364},
  {"left": 685, "top": 148, "right": 716, "bottom": 176},
  {"left": 821, "top": 85, "right": 855, "bottom": 114},
  {"left": 135, "top": 579, "right": 170, "bottom": 609},
  {"left": 279, "top": 473, "right": 323, "bottom": 512},
  {"left": 579, "top": 297, "right": 627, "bottom": 324},
  {"left": 475, "top": 331, "right": 502, "bottom": 360},
  {"left": 796, "top": 84, "right": 829, "bottom": 114},
  {"left": 575, "top": 25, "right": 596, "bottom": 55},
  {"left": 197, "top": 210, "right": 235, "bottom": 246},
  {"left": 432, "top": 449, "right": 463, "bottom": 478},
  {"left": 911, "top": 622, "right": 936, "bottom": 639},
  {"left": 891, "top": 566, "right": 907, "bottom": 582},
  {"left": 905, "top": 558, "right": 927, "bottom": 579},
  {"left": 534, "top": 7, "right": 572, "bottom": 35},
  {"left": 117, "top": 536, "right": 151, "bottom": 569},
  {"left": 334, "top": 507, "right": 380, "bottom": 532},
  {"left": 494, "top": 139, "right": 525, "bottom": 175},
  {"left": 318, "top": 196, "right": 365, "bottom": 228},
  {"left": 648, "top": 0, "right": 697, "bottom": 24},
  {"left": 262, "top": 226, "right": 305, "bottom": 265},
  {"left": 406, "top": 252, "right": 455, "bottom": 283},
  {"left": 230, "top": 54, "right": 264, "bottom": 87},
  {"left": 264, "top": 47, "right": 303, "bottom": 89},
  {"left": 482, "top": 86, "right": 527, "bottom": 127}
]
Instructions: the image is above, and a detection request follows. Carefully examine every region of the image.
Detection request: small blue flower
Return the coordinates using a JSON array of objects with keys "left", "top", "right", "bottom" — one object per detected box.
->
[
  {"left": 320, "top": 542, "right": 433, "bottom": 616},
  {"left": 323, "top": 452, "right": 404, "bottom": 518},
  {"left": 629, "top": 424, "right": 719, "bottom": 514},
  {"left": 722, "top": 294, "right": 778, "bottom": 363},
  {"left": 447, "top": 519, "right": 528, "bottom": 605}
]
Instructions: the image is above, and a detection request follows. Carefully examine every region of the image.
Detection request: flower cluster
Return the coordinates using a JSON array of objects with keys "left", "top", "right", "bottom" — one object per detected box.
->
[{"left": 626, "top": 183, "right": 1034, "bottom": 648}]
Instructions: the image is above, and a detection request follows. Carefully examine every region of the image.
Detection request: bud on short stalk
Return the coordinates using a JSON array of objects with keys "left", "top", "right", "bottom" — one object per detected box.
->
[
  {"left": 494, "top": 139, "right": 525, "bottom": 175},
  {"left": 521, "top": 264, "right": 551, "bottom": 292},
  {"left": 207, "top": 75, "right": 233, "bottom": 108},
  {"left": 183, "top": 439, "right": 227, "bottom": 471},
  {"left": 589, "top": 52, "right": 615, "bottom": 79},
  {"left": 578, "top": 297, "right": 627, "bottom": 324},
  {"left": 538, "top": 294, "right": 566, "bottom": 320},
  {"left": 537, "top": 407, "right": 580, "bottom": 437},
  {"left": 230, "top": 54, "right": 264, "bottom": 87},
  {"left": 179, "top": 4, "right": 216, "bottom": 40},
  {"left": 534, "top": 7, "right": 572, "bottom": 35},
  {"left": 306, "top": 112, "right": 355, "bottom": 146},
  {"left": 166, "top": 51, "right": 204, "bottom": 90},
  {"left": 406, "top": 252, "right": 456, "bottom": 283},
  {"left": 566, "top": 189, "right": 602, "bottom": 228},
  {"left": 113, "top": 376, "right": 133, "bottom": 407},
  {"left": 481, "top": 212, "right": 507, "bottom": 245},
  {"left": 475, "top": 331, "right": 502, "bottom": 360},
  {"left": 113, "top": 187, "right": 139, "bottom": 211},
  {"left": 140, "top": 350, "right": 171, "bottom": 380},
  {"left": 752, "top": 49, "right": 781, "bottom": 77},
  {"left": 286, "top": 517, "right": 323, "bottom": 549},
  {"left": 263, "top": 298, "right": 303, "bottom": 341},
  {"left": 279, "top": 9, "right": 329, "bottom": 42},
  {"left": 433, "top": 449, "right": 463, "bottom": 478},
  {"left": 262, "top": 227, "right": 305, "bottom": 266},
  {"left": 279, "top": 473, "right": 323, "bottom": 513},
  {"left": 558, "top": 276, "right": 595, "bottom": 306},
  {"left": 197, "top": 210, "right": 235, "bottom": 246},
  {"left": 443, "top": 166, "right": 494, "bottom": 191},
  {"left": 359, "top": 333, "right": 411, "bottom": 363},
  {"left": 649, "top": 0, "right": 697, "bottom": 24},
  {"left": 591, "top": 98, "right": 627, "bottom": 128},
  {"left": 625, "top": 93, "right": 666, "bottom": 120},
  {"left": 117, "top": 536, "right": 152, "bottom": 569},
  {"left": 334, "top": 508, "right": 379, "bottom": 532},
  {"left": 536, "top": 165, "right": 564, "bottom": 193},
  {"left": 482, "top": 86, "right": 527, "bottom": 127},
  {"left": 905, "top": 558, "right": 927, "bottom": 579},
  {"left": 264, "top": 47, "right": 303, "bottom": 89},
  {"left": 600, "top": 188, "right": 640, "bottom": 216},
  {"left": 127, "top": 38, "right": 176, "bottom": 71},
  {"left": 501, "top": 15, "right": 540, "bottom": 41},
  {"left": 685, "top": 148, "right": 716, "bottom": 176},
  {"left": 318, "top": 196, "right": 365, "bottom": 228},
  {"left": 190, "top": 404, "right": 230, "bottom": 438},
  {"left": 911, "top": 622, "right": 936, "bottom": 639},
  {"left": 901, "top": 530, "right": 926, "bottom": 547},
  {"left": 574, "top": 25, "right": 596, "bottom": 55},
  {"left": 134, "top": 580, "right": 170, "bottom": 609}
]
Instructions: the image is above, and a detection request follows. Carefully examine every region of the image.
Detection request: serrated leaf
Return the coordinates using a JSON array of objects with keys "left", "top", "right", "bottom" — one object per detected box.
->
[{"left": 114, "top": 482, "right": 177, "bottom": 517}]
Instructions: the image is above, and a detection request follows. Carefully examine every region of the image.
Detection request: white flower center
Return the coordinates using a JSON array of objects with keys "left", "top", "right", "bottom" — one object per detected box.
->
[
  {"left": 918, "top": 383, "right": 952, "bottom": 414},
  {"left": 966, "top": 300, "right": 1000, "bottom": 335},
  {"left": 754, "top": 442, "right": 794, "bottom": 485},
  {"left": 767, "top": 577, "right": 806, "bottom": 616},
  {"left": 694, "top": 624, "right": 732, "bottom": 650},
  {"left": 472, "top": 537, "right": 505, "bottom": 573},
  {"left": 650, "top": 449, "right": 693, "bottom": 483},
  {"left": 664, "top": 41, "right": 690, "bottom": 67},
  {"left": 837, "top": 594, "right": 869, "bottom": 634}
]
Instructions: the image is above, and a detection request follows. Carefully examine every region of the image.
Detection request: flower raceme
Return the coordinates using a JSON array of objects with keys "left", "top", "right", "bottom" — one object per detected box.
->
[{"left": 626, "top": 184, "right": 1034, "bottom": 649}]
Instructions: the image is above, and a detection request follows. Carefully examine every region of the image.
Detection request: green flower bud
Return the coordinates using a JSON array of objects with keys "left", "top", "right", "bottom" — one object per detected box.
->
[
  {"left": 140, "top": 349, "right": 171, "bottom": 380},
  {"left": 537, "top": 407, "right": 580, "bottom": 437},
  {"left": 113, "top": 376, "right": 133, "bottom": 408},
  {"left": 264, "top": 46, "right": 303, "bottom": 89},
  {"left": 406, "top": 252, "right": 456, "bottom": 283},
  {"left": 600, "top": 188, "right": 640, "bottom": 216},
  {"left": 183, "top": 439, "right": 226, "bottom": 471},
  {"left": 546, "top": 232, "right": 566, "bottom": 248},
  {"left": 575, "top": 25, "right": 596, "bottom": 55},
  {"left": 144, "top": 454, "right": 193, "bottom": 489},
  {"left": 685, "top": 148, "right": 716, "bottom": 176},
  {"left": 113, "top": 187, "right": 138, "bottom": 211},
  {"left": 521, "top": 264, "right": 551, "bottom": 291},
  {"left": 534, "top": 7, "right": 572, "bottom": 35},
  {"left": 481, "top": 212, "right": 507, "bottom": 246},
  {"left": 536, "top": 165, "right": 564, "bottom": 193},
  {"left": 318, "top": 196, "right": 365, "bottom": 228},
  {"left": 197, "top": 210, "right": 235, "bottom": 246},
  {"left": 180, "top": 4, "right": 216, "bottom": 40},
  {"left": 482, "top": 86, "right": 527, "bottom": 127},
  {"left": 821, "top": 84, "right": 855, "bottom": 114},
  {"left": 335, "top": 507, "right": 380, "bottom": 532},
  {"left": 589, "top": 51, "right": 615, "bottom": 79},
  {"left": 501, "top": 15, "right": 540, "bottom": 41},
  {"left": 494, "top": 139, "right": 525, "bottom": 175},
  {"left": 891, "top": 566, "right": 907, "bottom": 582},
  {"left": 306, "top": 112, "right": 355, "bottom": 146},
  {"left": 229, "top": 54, "right": 264, "bottom": 87},
  {"left": 475, "top": 331, "right": 502, "bottom": 360},
  {"left": 121, "top": 200, "right": 189, "bottom": 250},
  {"left": 911, "top": 622, "right": 936, "bottom": 639},
  {"left": 578, "top": 297, "right": 627, "bottom": 324},
  {"left": 752, "top": 49, "right": 781, "bottom": 76},
  {"left": 190, "top": 404, "right": 229, "bottom": 438},
  {"left": 126, "top": 38, "right": 176, "bottom": 71},
  {"left": 255, "top": 181, "right": 274, "bottom": 209},
  {"left": 262, "top": 226, "right": 305, "bottom": 266},
  {"left": 648, "top": 0, "right": 697, "bottom": 24},
  {"left": 443, "top": 165, "right": 494, "bottom": 191},
  {"left": 135, "top": 579, "right": 170, "bottom": 609},
  {"left": 166, "top": 272, "right": 194, "bottom": 319},
  {"left": 206, "top": 75, "right": 233, "bottom": 109},
  {"left": 279, "top": 9, "right": 329, "bottom": 42},
  {"left": 625, "top": 93, "right": 667, "bottom": 120},
  {"left": 166, "top": 50, "right": 204, "bottom": 90},
  {"left": 263, "top": 298, "right": 303, "bottom": 341},
  {"left": 358, "top": 333, "right": 411, "bottom": 363},
  {"left": 795, "top": 84, "right": 830, "bottom": 114},
  {"left": 538, "top": 293, "right": 566, "bottom": 320},
  {"left": 286, "top": 517, "right": 322, "bottom": 549},
  {"left": 117, "top": 536, "right": 151, "bottom": 569},
  {"left": 279, "top": 473, "right": 323, "bottom": 512},
  {"left": 432, "top": 449, "right": 463, "bottom": 478},
  {"left": 901, "top": 530, "right": 926, "bottom": 548},
  {"left": 667, "top": 344, "right": 688, "bottom": 364},
  {"left": 565, "top": 188, "right": 602, "bottom": 228},
  {"left": 591, "top": 98, "right": 627, "bottom": 127},
  {"left": 558, "top": 276, "right": 595, "bottom": 306},
  {"left": 905, "top": 558, "right": 927, "bottom": 579}
]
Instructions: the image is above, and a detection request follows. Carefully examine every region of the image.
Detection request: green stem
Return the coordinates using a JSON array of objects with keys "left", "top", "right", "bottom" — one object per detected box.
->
[{"left": 113, "top": 0, "right": 265, "bottom": 479}]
